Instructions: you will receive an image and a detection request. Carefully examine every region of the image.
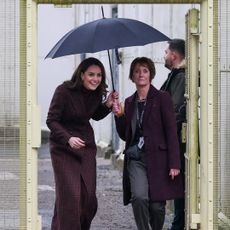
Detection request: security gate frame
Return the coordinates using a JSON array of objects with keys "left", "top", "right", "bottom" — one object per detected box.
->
[{"left": 19, "top": 0, "right": 218, "bottom": 229}]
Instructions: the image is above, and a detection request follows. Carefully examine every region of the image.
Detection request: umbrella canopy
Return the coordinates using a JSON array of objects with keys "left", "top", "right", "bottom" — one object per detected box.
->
[
  {"left": 46, "top": 17, "right": 170, "bottom": 59},
  {"left": 46, "top": 16, "right": 170, "bottom": 90}
]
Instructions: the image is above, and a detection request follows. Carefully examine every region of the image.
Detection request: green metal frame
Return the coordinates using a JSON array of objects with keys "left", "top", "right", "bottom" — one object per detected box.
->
[
  {"left": 20, "top": 0, "right": 41, "bottom": 229},
  {"left": 200, "top": 0, "right": 218, "bottom": 229},
  {"left": 36, "top": 0, "right": 202, "bottom": 4},
  {"left": 185, "top": 8, "right": 200, "bottom": 230},
  {"left": 19, "top": 0, "right": 218, "bottom": 229},
  {"left": 19, "top": 1, "right": 27, "bottom": 228}
]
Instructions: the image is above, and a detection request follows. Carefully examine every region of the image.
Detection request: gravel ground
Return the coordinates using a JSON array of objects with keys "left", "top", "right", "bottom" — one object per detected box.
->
[
  {"left": 38, "top": 145, "right": 173, "bottom": 230},
  {"left": 38, "top": 157, "right": 136, "bottom": 230}
]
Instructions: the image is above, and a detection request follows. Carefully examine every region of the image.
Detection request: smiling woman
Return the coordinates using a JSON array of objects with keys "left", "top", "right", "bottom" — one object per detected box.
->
[
  {"left": 46, "top": 57, "right": 117, "bottom": 230},
  {"left": 81, "top": 65, "right": 103, "bottom": 91}
]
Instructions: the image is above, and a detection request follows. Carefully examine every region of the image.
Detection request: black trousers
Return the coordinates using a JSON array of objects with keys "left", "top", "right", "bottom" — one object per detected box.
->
[
  {"left": 170, "top": 133, "right": 186, "bottom": 230},
  {"left": 127, "top": 157, "right": 166, "bottom": 230},
  {"left": 170, "top": 198, "right": 185, "bottom": 230},
  {"left": 171, "top": 156, "right": 185, "bottom": 230}
]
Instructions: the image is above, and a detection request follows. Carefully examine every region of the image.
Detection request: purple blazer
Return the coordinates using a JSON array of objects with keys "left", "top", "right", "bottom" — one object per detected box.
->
[{"left": 115, "top": 85, "right": 184, "bottom": 205}]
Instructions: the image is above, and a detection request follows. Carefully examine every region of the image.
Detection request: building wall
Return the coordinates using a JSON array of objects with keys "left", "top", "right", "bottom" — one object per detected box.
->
[{"left": 38, "top": 4, "right": 196, "bottom": 147}]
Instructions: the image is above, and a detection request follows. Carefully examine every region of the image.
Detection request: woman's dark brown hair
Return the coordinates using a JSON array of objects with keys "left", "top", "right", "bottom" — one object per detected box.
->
[
  {"left": 129, "top": 57, "right": 156, "bottom": 82},
  {"left": 64, "top": 57, "right": 108, "bottom": 99}
]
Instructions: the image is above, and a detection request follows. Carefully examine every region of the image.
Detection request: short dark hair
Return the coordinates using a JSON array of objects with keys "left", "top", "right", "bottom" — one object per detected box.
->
[
  {"left": 168, "top": 39, "right": 185, "bottom": 58},
  {"left": 129, "top": 57, "right": 156, "bottom": 82}
]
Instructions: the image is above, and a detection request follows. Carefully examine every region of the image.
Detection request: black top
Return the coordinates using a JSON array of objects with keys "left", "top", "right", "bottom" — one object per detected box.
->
[{"left": 132, "top": 100, "right": 146, "bottom": 149}]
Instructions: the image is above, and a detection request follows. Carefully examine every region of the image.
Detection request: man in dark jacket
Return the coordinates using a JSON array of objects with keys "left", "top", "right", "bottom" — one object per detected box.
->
[{"left": 161, "top": 39, "right": 186, "bottom": 230}]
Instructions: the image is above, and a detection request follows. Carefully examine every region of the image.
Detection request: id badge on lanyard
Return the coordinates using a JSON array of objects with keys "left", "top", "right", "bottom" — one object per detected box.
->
[
  {"left": 138, "top": 136, "right": 144, "bottom": 149},
  {"left": 137, "top": 100, "right": 146, "bottom": 149}
]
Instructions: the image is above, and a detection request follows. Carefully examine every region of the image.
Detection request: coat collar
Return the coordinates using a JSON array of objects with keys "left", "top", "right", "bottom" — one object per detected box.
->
[
  {"left": 126, "top": 84, "right": 158, "bottom": 104},
  {"left": 143, "top": 85, "right": 158, "bottom": 126},
  {"left": 161, "top": 68, "right": 185, "bottom": 91}
]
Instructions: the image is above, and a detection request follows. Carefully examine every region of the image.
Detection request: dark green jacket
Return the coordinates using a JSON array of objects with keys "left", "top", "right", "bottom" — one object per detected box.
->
[
  {"left": 161, "top": 68, "right": 186, "bottom": 172},
  {"left": 161, "top": 68, "right": 186, "bottom": 126}
]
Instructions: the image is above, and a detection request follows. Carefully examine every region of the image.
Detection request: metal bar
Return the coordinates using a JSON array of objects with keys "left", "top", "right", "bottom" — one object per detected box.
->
[
  {"left": 212, "top": 0, "right": 219, "bottom": 228},
  {"left": 20, "top": 0, "right": 41, "bottom": 229},
  {"left": 19, "top": 0, "right": 27, "bottom": 228},
  {"left": 218, "top": 212, "right": 230, "bottom": 228},
  {"left": 200, "top": 0, "right": 210, "bottom": 229},
  {"left": 200, "top": 0, "right": 218, "bottom": 229},
  {"left": 220, "top": 70, "right": 230, "bottom": 73},
  {"left": 36, "top": 0, "right": 202, "bottom": 4},
  {"left": 26, "top": 0, "right": 41, "bottom": 229},
  {"left": 185, "top": 8, "right": 200, "bottom": 230}
]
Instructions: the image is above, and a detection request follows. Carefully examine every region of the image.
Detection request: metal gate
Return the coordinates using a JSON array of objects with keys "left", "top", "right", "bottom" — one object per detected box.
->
[{"left": 0, "top": 0, "right": 227, "bottom": 229}]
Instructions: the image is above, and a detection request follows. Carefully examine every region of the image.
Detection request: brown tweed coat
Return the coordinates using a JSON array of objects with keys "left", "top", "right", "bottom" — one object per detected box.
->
[
  {"left": 46, "top": 83, "right": 111, "bottom": 230},
  {"left": 115, "top": 85, "right": 184, "bottom": 205}
]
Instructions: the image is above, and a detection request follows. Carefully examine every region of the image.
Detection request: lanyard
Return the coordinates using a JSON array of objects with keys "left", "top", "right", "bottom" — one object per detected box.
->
[{"left": 136, "top": 100, "right": 146, "bottom": 130}]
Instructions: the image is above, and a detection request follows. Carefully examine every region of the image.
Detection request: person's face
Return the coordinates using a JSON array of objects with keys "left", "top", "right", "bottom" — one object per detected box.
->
[
  {"left": 81, "top": 65, "right": 102, "bottom": 91},
  {"left": 164, "top": 44, "right": 175, "bottom": 70},
  {"left": 132, "top": 64, "right": 151, "bottom": 87}
]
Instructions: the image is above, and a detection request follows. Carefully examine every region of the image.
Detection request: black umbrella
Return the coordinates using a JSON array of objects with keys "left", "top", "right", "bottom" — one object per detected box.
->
[{"left": 46, "top": 8, "right": 170, "bottom": 90}]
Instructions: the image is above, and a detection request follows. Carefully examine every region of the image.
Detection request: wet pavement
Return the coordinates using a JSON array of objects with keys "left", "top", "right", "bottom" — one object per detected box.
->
[{"left": 38, "top": 144, "right": 173, "bottom": 230}]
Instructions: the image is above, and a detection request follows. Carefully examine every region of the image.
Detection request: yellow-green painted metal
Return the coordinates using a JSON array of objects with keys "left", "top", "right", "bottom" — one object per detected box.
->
[
  {"left": 36, "top": 0, "right": 202, "bottom": 4},
  {"left": 199, "top": 0, "right": 218, "bottom": 229},
  {"left": 212, "top": 1, "right": 218, "bottom": 229},
  {"left": 185, "top": 8, "right": 200, "bottom": 230},
  {"left": 20, "top": 0, "right": 219, "bottom": 229},
  {"left": 20, "top": 0, "right": 41, "bottom": 229},
  {"left": 19, "top": 0, "right": 27, "bottom": 228},
  {"left": 199, "top": 1, "right": 209, "bottom": 227}
]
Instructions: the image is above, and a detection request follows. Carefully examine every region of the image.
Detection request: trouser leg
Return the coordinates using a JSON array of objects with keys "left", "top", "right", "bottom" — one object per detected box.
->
[
  {"left": 128, "top": 159, "right": 150, "bottom": 230},
  {"left": 170, "top": 198, "right": 185, "bottom": 230},
  {"left": 149, "top": 201, "right": 166, "bottom": 230},
  {"left": 132, "top": 196, "right": 150, "bottom": 230}
]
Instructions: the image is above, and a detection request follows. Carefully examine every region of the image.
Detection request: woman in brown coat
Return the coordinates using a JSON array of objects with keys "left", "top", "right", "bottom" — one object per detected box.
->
[
  {"left": 46, "top": 57, "right": 115, "bottom": 230},
  {"left": 113, "top": 57, "right": 184, "bottom": 230}
]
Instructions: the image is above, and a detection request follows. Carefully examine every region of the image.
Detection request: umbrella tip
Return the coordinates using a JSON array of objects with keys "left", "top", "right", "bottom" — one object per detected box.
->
[{"left": 101, "top": 6, "right": 105, "bottom": 18}]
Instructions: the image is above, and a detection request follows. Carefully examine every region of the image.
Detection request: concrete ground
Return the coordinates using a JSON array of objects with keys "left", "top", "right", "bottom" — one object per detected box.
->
[{"left": 38, "top": 143, "right": 173, "bottom": 230}]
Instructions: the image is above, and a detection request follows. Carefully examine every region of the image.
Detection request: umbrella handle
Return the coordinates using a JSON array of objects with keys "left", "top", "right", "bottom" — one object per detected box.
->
[{"left": 107, "top": 50, "right": 115, "bottom": 91}]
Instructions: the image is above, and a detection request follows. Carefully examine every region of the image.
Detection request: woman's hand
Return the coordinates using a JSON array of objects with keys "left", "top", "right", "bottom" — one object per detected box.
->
[
  {"left": 112, "top": 101, "right": 124, "bottom": 117},
  {"left": 105, "top": 91, "right": 119, "bottom": 108},
  {"left": 169, "top": 168, "right": 180, "bottom": 180},
  {"left": 68, "top": 137, "right": 85, "bottom": 149}
]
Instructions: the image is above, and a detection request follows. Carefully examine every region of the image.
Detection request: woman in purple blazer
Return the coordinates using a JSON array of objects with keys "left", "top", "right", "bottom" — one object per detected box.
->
[
  {"left": 46, "top": 57, "right": 115, "bottom": 230},
  {"left": 113, "top": 57, "right": 184, "bottom": 230}
]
